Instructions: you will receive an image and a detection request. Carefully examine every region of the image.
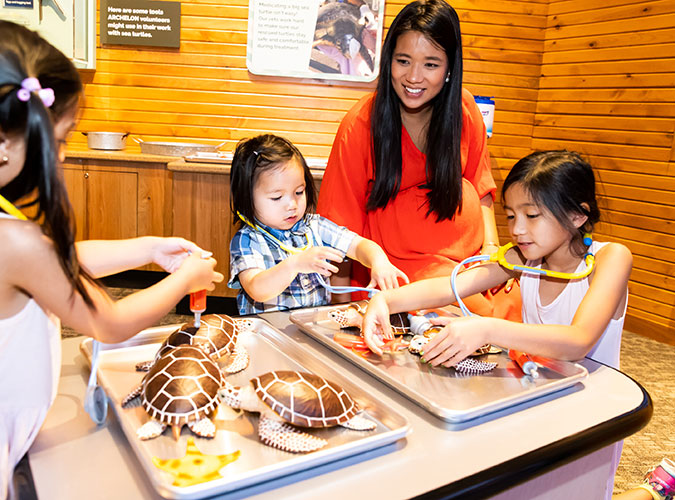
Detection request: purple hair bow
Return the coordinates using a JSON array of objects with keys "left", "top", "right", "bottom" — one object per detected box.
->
[{"left": 16, "top": 77, "right": 55, "bottom": 108}]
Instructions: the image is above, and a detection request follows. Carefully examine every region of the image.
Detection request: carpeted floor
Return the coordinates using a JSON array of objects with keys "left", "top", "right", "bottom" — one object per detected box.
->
[{"left": 61, "top": 288, "right": 674, "bottom": 495}]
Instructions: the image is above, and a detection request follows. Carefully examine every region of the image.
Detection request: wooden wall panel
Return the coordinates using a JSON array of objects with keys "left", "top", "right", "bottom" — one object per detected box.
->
[
  {"left": 533, "top": 0, "right": 675, "bottom": 343},
  {"left": 76, "top": 0, "right": 545, "bottom": 166},
  {"left": 74, "top": 0, "right": 674, "bottom": 342}
]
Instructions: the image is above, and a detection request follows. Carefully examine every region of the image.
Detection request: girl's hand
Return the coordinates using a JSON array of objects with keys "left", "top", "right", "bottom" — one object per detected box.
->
[
  {"left": 176, "top": 252, "right": 224, "bottom": 292},
  {"left": 290, "top": 246, "right": 344, "bottom": 276},
  {"left": 367, "top": 261, "right": 409, "bottom": 291},
  {"left": 421, "top": 316, "right": 490, "bottom": 367},
  {"left": 151, "top": 237, "right": 204, "bottom": 273},
  {"left": 361, "top": 294, "right": 395, "bottom": 355}
]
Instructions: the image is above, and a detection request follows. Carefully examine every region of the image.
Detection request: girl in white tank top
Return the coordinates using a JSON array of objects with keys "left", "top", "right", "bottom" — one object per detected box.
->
[{"left": 361, "top": 151, "right": 632, "bottom": 500}]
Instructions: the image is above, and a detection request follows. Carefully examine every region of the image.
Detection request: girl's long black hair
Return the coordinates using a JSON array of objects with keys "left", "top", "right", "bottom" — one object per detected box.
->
[
  {"left": 0, "top": 20, "right": 97, "bottom": 307},
  {"left": 370, "top": 0, "right": 463, "bottom": 221}
]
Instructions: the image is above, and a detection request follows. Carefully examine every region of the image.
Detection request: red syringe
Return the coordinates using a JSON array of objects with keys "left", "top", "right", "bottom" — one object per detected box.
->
[
  {"left": 190, "top": 289, "right": 207, "bottom": 327},
  {"left": 189, "top": 250, "right": 212, "bottom": 328},
  {"left": 508, "top": 349, "right": 539, "bottom": 378}
]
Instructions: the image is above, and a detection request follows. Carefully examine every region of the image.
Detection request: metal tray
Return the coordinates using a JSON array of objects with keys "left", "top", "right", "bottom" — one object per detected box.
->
[
  {"left": 80, "top": 319, "right": 409, "bottom": 500},
  {"left": 289, "top": 304, "right": 589, "bottom": 423}
]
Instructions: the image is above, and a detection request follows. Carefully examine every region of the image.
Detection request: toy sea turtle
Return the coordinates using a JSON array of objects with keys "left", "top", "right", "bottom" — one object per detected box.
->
[
  {"left": 135, "top": 314, "right": 250, "bottom": 375},
  {"left": 219, "top": 370, "right": 376, "bottom": 453},
  {"left": 124, "top": 345, "right": 225, "bottom": 440},
  {"left": 407, "top": 315, "right": 498, "bottom": 374},
  {"left": 328, "top": 302, "right": 410, "bottom": 334}
]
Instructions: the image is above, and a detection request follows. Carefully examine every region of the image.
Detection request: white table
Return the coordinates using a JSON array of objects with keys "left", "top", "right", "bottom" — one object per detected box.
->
[{"left": 27, "top": 311, "right": 651, "bottom": 499}]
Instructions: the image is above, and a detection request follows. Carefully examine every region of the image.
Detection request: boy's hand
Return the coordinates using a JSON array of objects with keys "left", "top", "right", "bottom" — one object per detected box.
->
[
  {"left": 367, "top": 261, "right": 409, "bottom": 291},
  {"left": 290, "top": 246, "right": 344, "bottom": 276},
  {"left": 361, "top": 293, "right": 395, "bottom": 354},
  {"left": 421, "top": 316, "right": 489, "bottom": 367}
]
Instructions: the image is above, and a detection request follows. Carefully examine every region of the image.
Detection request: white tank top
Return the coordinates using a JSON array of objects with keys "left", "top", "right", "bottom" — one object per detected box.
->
[
  {"left": 520, "top": 241, "right": 626, "bottom": 369},
  {"left": 0, "top": 213, "right": 61, "bottom": 498}
]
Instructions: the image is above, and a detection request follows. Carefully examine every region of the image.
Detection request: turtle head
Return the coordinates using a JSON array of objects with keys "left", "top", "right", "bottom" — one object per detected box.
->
[{"left": 218, "top": 380, "right": 242, "bottom": 409}]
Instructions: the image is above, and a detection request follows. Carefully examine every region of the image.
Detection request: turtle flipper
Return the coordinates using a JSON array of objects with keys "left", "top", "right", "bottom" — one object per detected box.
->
[
  {"left": 258, "top": 417, "right": 327, "bottom": 453},
  {"left": 235, "top": 318, "right": 254, "bottom": 333},
  {"left": 223, "top": 342, "right": 249, "bottom": 374},
  {"left": 340, "top": 413, "right": 376, "bottom": 431},
  {"left": 328, "top": 306, "right": 363, "bottom": 329},
  {"left": 135, "top": 360, "right": 154, "bottom": 372},
  {"left": 121, "top": 384, "right": 143, "bottom": 408},
  {"left": 187, "top": 417, "right": 216, "bottom": 438},
  {"left": 455, "top": 358, "right": 497, "bottom": 374},
  {"left": 137, "top": 420, "right": 166, "bottom": 440}
]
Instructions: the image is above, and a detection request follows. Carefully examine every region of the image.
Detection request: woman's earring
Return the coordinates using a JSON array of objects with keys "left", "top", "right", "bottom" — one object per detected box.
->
[{"left": 445, "top": 74, "right": 450, "bottom": 83}]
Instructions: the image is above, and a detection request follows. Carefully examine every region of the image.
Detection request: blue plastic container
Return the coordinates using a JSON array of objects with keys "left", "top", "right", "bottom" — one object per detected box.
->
[{"left": 474, "top": 95, "right": 495, "bottom": 138}]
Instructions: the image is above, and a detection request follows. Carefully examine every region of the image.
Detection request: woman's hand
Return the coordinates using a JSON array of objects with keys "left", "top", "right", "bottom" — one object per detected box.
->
[
  {"left": 290, "top": 246, "right": 344, "bottom": 276},
  {"left": 421, "top": 316, "right": 491, "bottom": 367},
  {"left": 150, "top": 237, "right": 205, "bottom": 273},
  {"left": 367, "top": 260, "right": 409, "bottom": 291},
  {"left": 361, "top": 294, "right": 395, "bottom": 354}
]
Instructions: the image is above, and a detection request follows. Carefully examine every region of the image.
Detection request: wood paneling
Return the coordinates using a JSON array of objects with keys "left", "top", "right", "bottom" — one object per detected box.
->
[
  {"left": 533, "top": 0, "right": 675, "bottom": 342},
  {"left": 77, "top": 0, "right": 674, "bottom": 342}
]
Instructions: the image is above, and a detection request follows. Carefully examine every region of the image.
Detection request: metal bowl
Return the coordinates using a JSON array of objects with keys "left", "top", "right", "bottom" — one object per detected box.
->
[{"left": 83, "top": 132, "right": 129, "bottom": 150}]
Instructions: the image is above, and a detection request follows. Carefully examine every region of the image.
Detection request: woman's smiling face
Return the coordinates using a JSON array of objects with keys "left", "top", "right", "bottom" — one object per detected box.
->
[{"left": 390, "top": 30, "right": 449, "bottom": 114}]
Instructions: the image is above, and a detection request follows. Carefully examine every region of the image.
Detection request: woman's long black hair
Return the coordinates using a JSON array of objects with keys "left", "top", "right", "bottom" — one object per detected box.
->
[
  {"left": 0, "top": 20, "right": 97, "bottom": 307},
  {"left": 370, "top": 0, "right": 463, "bottom": 221}
]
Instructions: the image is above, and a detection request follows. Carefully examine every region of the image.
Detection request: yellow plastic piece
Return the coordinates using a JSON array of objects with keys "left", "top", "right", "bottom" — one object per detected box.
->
[
  {"left": 152, "top": 437, "right": 240, "bottom": 488},
  {"left": 490, "top": 242, "right": 595, "bottom": 280}
]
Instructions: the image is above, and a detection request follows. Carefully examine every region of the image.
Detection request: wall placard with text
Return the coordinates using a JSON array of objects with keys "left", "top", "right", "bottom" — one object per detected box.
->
[
  {"left": 247, "top": 0, "right": 384, "bottom": 82},
  {"left": 100, "top": 0, "right": 180, "bottom": 48}
]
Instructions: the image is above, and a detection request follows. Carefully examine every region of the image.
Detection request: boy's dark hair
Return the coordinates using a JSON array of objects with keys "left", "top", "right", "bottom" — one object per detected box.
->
[
  {"left": 502, "top": 150, "right": 601, "bottom": 256},
  {"left": 370, "top": 0, "right": 464, "bottom": 221},
  {"left": 0, "top": 20, "right": 97, "bottom": 307},
  {"left": 230, "top": 134, "right": 316, "bottom": 226}
]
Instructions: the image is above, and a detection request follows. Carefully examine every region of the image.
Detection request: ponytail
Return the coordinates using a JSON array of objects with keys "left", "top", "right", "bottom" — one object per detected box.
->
[{"left": 0, "top": 45, "right": 98, "bottom": 308}]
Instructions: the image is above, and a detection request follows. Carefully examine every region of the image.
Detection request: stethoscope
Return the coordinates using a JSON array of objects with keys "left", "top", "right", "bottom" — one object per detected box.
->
[
  {"left": 237, "top": 212, "right": 379, "bottom": 297},
  {"left": 0, "top": 193, "right": 109, "bottom": 424},
  {"left": 451, "top": 236, "right": 595, "bottom": 317}
]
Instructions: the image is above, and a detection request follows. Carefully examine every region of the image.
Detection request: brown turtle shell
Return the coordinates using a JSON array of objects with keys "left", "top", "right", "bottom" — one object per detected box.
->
[
  {"left": 251, "top": 371, "right": 359, "bottom": 428},
  {"left": 155, "top": 314, "right": 239, "bottom": 360},
  {"left": 142, "top": 345, "right": 223, "bottom": 426}
]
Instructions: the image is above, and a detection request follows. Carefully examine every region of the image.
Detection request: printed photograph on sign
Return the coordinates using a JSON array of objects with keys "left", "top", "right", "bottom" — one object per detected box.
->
[{"left": 247, "top": 0, "right": 384, "bottom": 82}]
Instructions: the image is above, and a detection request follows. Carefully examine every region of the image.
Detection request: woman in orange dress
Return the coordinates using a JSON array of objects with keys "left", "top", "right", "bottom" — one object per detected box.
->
[{"left": 317, "top": 0, "right": 520, "bottom": 320}]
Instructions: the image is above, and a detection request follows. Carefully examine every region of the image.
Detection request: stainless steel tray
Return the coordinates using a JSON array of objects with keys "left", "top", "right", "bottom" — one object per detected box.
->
[
  {"left": 80, "top": 319, "right": 409, "bottom": 499},
  {"left": 290, "top": 304, "right": 589, "bottom": 423}
]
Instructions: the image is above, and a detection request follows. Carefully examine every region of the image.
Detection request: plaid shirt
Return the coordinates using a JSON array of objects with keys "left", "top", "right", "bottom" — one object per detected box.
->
[{"left": 228, "top": 213, "right": 356, "bottom": 315}]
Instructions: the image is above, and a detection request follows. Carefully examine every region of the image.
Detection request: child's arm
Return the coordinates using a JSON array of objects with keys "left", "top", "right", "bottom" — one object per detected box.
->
[
  {"left": 3, "top": 222, "right": 222, "bottom": 344},
  {"left": 346, "top": 236, "right": 409, "bottom": 290},
  {"left": 362, "top": 259, "right": 512, "bottom": 353},
  {"left": 237, "top": 246, "right": 345, "bottom": 303},
  {"left": 76, "top": 237, "right": 205, "bottom": 277},
  {"left": 422, "top": 243, "right": 633, "bottom": 367}
]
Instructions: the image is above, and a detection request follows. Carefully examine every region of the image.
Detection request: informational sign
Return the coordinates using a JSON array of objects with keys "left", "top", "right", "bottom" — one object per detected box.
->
[
  {"left": 100, "top": 0, "right": 180, "bottom": 48},
  {"left": 247, "top": 0, "right": 384, "bottom": 82},
  {"left": 4, "top": 0, "right": 34, "bottom": 7}
]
